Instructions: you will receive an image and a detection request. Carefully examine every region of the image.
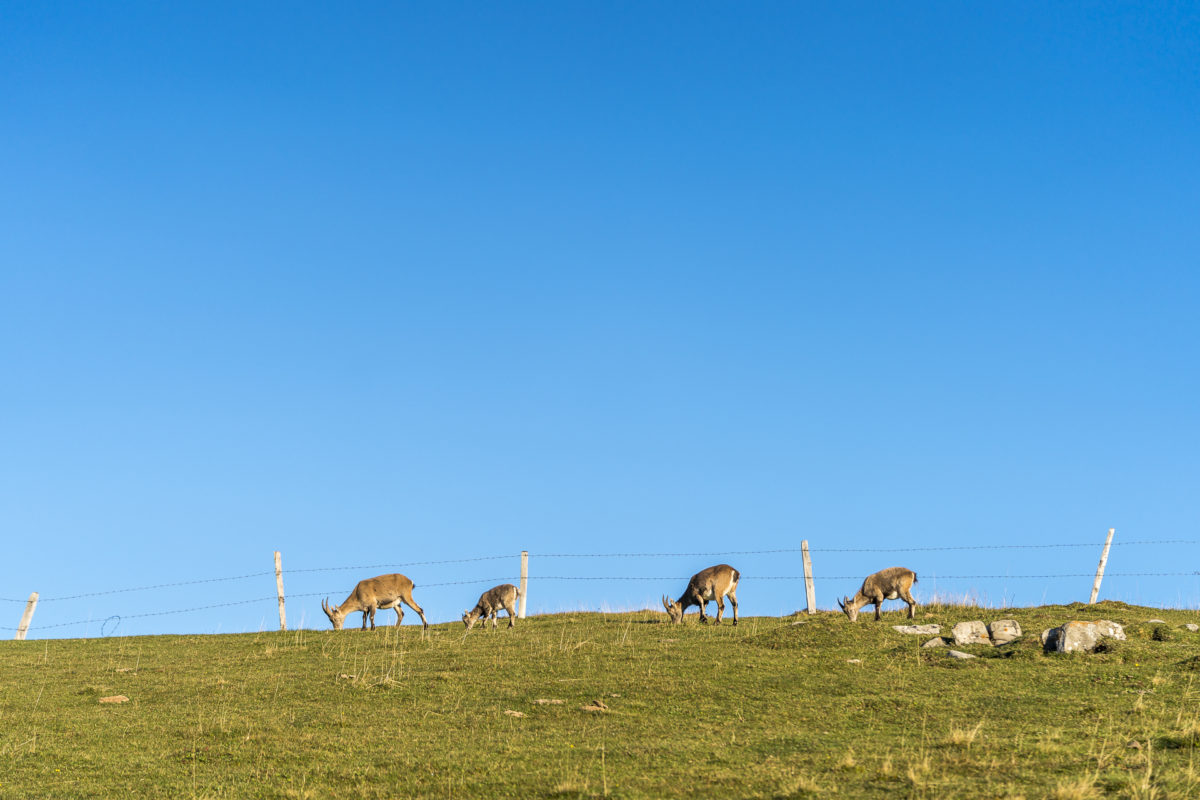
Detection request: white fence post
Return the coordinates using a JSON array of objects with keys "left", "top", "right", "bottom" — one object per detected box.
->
[
  {"left": 1088, "top": 528, "right": 1116, "bottom": 604},
  {"left": 518, "top": 551, "right": 528, "bottom": 619},
  {"left": 274, "top": 551, "right": 287, "bottom": 631},
  {"left": 15, "top": 592, "right": 38, "bottom": 641},
  {"left": 801, "top": 540, "right": 816, "bottom": 614}
]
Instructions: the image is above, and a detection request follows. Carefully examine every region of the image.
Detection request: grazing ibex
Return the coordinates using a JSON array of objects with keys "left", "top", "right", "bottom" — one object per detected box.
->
[
  {"left": 662, "top": 564, "right": 740, "bottom": 625},
  {"left": 838, "top": 567, "right": 917, "bottom": 622},
  {"left": 322, "top": 573, "right": 429, "bottom": 631},
  {"left": 462, "top": 584, "right": 519, "bottom": 631}
]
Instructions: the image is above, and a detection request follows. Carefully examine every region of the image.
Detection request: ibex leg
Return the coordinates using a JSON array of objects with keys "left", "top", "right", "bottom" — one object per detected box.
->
[
  {"left": 406, "top": 598, "right": 430, "bottom": 630},
  {"left": 729, "top": 590, "right": 739, "bottom": 626}
]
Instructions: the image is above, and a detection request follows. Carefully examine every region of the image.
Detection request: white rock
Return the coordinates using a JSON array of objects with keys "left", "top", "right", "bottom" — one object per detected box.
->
[
  {"left": 921, "top": 637, "right": 946, "bottom": 648},
  {"left": 1048, "top": 620, "right": 1126, "bottom": 653},
  {"left": 947, "top": 650, "right": 977, "bottom": 659},
  {"left": 892, "top": 624, "right": 941, "bottom": 635},
  {"left": 1147, "top": 619, "right": 1166, "bottom": 624},
  {"left": 988, "top": 619, "right": 1022, "bottom": 645},
  {"left": 1186, "top": 624, "right": 1199, "bottom": 632},
  {"left": 952, "top": 621, "right": 991, "bottom": 646}
]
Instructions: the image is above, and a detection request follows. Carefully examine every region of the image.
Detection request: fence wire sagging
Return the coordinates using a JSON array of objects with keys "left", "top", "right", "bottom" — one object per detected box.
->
[{"left": 4, "top": 536, "right": 1198, "bottom": 638}]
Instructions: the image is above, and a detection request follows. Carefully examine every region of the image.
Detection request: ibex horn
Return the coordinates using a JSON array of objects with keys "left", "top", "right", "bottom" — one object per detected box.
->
[
  {"left": 661, "top": 595, "right": 671, "bottom": 611},
  {"left": 836, "top": 598, "right": 845, "bottom": 611}
]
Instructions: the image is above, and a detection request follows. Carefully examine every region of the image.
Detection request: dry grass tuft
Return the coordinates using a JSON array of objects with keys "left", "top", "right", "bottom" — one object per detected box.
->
[
  {"left": 1049, "top": 775, "right": 1101, "bottom": 800},
  {"left": 946, "top": 720, "right": 986, "bottom": 749},
  {"left": 776, "top": 771, "right": 822, "bottom": 796}
]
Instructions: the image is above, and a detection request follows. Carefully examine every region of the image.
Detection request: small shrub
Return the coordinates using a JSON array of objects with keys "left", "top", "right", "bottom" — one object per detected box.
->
[{"left": 1150, "top": 625, "right": 1174, "bottom": 642}]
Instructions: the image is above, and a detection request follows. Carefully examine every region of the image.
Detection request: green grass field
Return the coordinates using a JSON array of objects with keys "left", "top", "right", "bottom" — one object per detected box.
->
[{"left": 3, "top": 601, "right": 1199, "bottom": 799}]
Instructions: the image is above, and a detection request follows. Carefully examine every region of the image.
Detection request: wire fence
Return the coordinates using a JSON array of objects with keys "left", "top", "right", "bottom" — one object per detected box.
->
[{"left": 4, "top": 537, "right": 1199, "bottom": 638}]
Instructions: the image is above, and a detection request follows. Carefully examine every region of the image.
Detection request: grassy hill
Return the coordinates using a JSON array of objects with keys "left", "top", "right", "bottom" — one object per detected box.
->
[{"left": 2, "top": 601, "right": 1199, "bottom": 799}]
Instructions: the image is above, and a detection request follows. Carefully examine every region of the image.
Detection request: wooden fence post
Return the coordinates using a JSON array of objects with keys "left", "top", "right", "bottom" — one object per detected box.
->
[
  {"left": 1088, "top": 528, "right": 1115, "bottom": 604},
  {"left": 518, "top": 551, "right": 528, "bottom": 619},
  {"left": 274, "top": 551, "right": 287, "bottom": 631},
  {"left": 801, "top": 540, "right": 816, "bottom": 614},
  {"left": 15, "top": 592, "right": 38, "bottom": 641}
]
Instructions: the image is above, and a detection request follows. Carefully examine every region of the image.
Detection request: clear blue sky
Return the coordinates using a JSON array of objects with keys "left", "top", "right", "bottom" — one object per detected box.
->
[{"left": 3, "top": 3, "right": 1198, "bottom": 638}]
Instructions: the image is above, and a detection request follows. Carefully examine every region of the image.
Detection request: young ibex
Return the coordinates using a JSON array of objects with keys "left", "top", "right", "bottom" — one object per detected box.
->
[
  {"left": 322, "top": 573, "right": 429, "bottom": 631},
  {"left": 462, "top": 583, "right": 519, "bottom": 631},
  {"left": 662, "top": 564, "right": 740, "bottom": 625},
  {"left": 838, "top": 566, "right": 918, "bottom": 622}
]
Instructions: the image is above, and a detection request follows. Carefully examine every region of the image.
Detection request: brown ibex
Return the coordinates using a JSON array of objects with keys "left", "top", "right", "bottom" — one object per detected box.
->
[
  {"left": 662, "top": 564, "right": 739, "bottom": 625},
  {"left": 838, "top": 567, "right": 917, "bottom": 622},
  {"left": 322, "top": 573, "right": 429, "bottom": 631},
  {"left": 462, "top": 583, "right": 519, "bottom": 631}
]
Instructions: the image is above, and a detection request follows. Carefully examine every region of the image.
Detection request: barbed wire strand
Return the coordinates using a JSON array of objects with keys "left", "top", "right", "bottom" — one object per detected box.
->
[
  {"left": 534, "top": 540, "right": 1195, "bottom": 557},
  {"left": 36, "top": 572, "right": 276, "bottom": 602},
  {"left": 26, "top": 596, "right": 280, "bottom": 631},
  {"left": 287, "top": 555, "right": 515, "bottom": 574},
  {"left": 7, "top": 556, "right": 521, "bottom": 603}
]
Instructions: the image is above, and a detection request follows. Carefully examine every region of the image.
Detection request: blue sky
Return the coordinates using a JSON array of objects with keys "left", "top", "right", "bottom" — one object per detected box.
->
[{"left": 2, "top": 3, "right": 1198, "bottom": 638}]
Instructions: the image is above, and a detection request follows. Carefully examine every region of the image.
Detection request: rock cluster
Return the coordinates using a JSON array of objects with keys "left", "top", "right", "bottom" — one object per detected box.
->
[
  {"left": 895, "top": 619, "right": 1023, "bottom": 648},
  {"left": 891, "top": 616, "right": 1192, "bottom": 656}
]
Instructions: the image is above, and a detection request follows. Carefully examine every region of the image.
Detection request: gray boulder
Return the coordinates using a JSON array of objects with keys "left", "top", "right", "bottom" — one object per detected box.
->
[
  {"left": 1045, "top": 620, "right": 1126, "bottom": 653},
  {"left": 988, "top": 619, "right": 1022, "bottom": 645},
  {"left": 947, "top": 650, "right": 977, "bottom": 660},
  {"left": 892, "top": 624, "right": 941, "bottom": 636},
  {"left": 922, "top": 637, "right": 946, "bottom": 648},
  {"left": 952, "top": 621, "right": 991, "bottom": 646}
]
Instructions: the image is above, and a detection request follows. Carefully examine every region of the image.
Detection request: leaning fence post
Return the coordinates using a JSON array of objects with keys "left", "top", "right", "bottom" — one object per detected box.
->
[
  {"left": 518, "top": 551, "right": 528, "bottom": 619},
  {"left": 801, "top": 540, "right": 816, "bottom": 614},
  {"left": 15, "top": 592, "right": 38, "bottom": 641},
  {"left": 274, "top": 551, "right": 287, "bottom": 631},
  {"left": 1088, "top": 528, "right": 1116, "bottom": 604}
]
